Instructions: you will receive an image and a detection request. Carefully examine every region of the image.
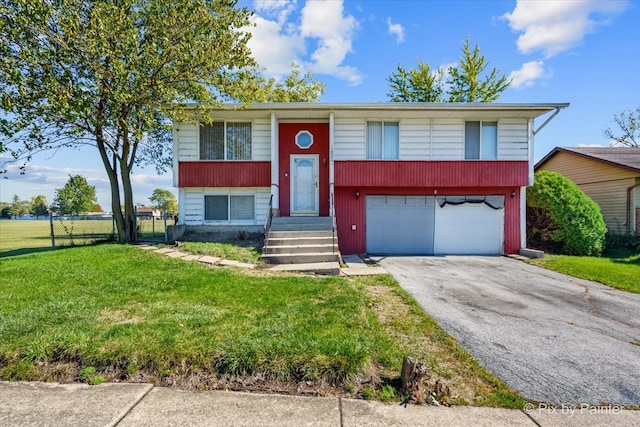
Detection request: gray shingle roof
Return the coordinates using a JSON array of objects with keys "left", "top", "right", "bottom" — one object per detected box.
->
[{"left": 537, "top": 147, "right": 640, "bottom": 173}]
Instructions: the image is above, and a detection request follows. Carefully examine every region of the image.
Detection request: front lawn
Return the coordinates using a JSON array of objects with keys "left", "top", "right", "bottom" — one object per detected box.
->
[
  {"left": 528, "top": 249, "right": 640, "bottom": 293},
  {"left": 0, "top": 244, "right": 523, "bottom": 407}
]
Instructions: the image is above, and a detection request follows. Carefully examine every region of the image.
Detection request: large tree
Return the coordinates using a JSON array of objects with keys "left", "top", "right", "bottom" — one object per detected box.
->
[
  {"left": 603, "top": 108, "right": 639, "bottom": 147},
  {"left": 387, "top": 39, "right": 510, "bottom": 102},
  {"left": 53, "top": 175, "right": 97, "bottom": 216},
  {"left": 9, "top": 194, "right": 27, "bottom": 219},
  {"left": 29, "top": 194, "right": 49, "bottom": 219},
  {"left": 0, "top": 0, "right": 323, "bottom": 242},
  {"left": 149, "top": 188, "right": 178, "bottom": 217}
]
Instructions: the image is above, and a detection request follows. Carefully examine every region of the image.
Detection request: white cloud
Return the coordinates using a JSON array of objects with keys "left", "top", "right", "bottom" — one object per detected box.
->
[
  {"left": 503, "top": 0, "right": 629, "bottom": 57},
  {"left": 509, "top": 61, "right": 547, "bottom": 89},
  {"left": 387, "top": 17, "right": 405, "bottom": 44},
  {"left": 247, "top": 15, "right": 306, "bottom": 78},
  {"left": 246, "top": 0, "right": 363, "bottom": 85},
  {"left": 578, "top": 143, "right": 606, "bottom": 147}
]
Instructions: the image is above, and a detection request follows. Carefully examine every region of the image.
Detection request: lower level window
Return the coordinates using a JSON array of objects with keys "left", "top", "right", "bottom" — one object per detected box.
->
[{"left": 205, "top": 195, "right": 255, "bottom": 221}]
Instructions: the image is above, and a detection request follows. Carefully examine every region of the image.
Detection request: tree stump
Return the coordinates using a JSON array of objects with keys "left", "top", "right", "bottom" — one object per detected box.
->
[{"left": 401, "top": 357, "right": 451, "bottom": 406}]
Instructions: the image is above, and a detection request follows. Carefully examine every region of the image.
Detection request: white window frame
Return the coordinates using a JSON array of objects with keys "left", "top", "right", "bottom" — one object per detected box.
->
[
  {"left": 366, "top": 121, "right": 399, "bottom": 160},
  {"left": 203, "top": 192, "right": 256, "bottom": 223},
  {"left": 464, "top": 120, "right": 498, "bottom": 160},
  {"left": 200, "top": 120, "right": 253, "bottom": 160}
]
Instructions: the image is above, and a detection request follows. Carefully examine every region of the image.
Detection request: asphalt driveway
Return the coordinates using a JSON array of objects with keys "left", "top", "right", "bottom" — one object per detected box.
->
[{"left": 375, "top": 256, "right": 640, "bottom": 406}]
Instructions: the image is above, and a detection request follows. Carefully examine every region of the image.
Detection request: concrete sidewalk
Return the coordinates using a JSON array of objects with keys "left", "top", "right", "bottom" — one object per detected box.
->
[{"left": 1, "top": 382, "right": 638, "bottom": 426}]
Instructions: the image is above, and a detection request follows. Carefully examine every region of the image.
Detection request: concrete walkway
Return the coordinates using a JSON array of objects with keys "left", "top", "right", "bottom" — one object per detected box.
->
[
  {"left": 2, "top": 381, "right": 637, "bottom": 426},
  {"left": 137, "top": 245, "right": 388, "bottom": 277}
]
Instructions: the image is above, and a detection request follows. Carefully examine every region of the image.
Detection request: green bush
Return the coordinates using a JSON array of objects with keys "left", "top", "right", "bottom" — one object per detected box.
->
[{"left": 527, "top": 171, "right": 606, "bottom": 256}]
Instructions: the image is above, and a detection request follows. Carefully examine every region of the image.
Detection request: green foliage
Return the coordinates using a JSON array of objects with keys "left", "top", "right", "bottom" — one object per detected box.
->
[
  {"left": 527, "top": 171, "right": 607, "bottom": 256},
  {"left": 362, "top": 387, "right": 375, "bottom": 400},
  {"left": 378, "top": 384, "right": 396, "bottom": 401},
  {"left": 88, "top": 375, "right": 105, "bottom": 386},
  {"left": 149, "top": 188, "right": 178, "bottom": 216},
  {"left": 387, "top": 61, "right": 446, "bottom": 102},
  {"left": 387, "top": 39, "right": 510, "bottom": 103},
  {"left": 234, "top": 63, "right": 325, "bottom": 103},
  {"left": 52, "top": 175, "right": 97, "bottom": 216},
  {"left": 10, "top": 194, "right": 28, "bottom": 218},
  {"left": 603, "top": 107, "right": 639, "bottom": 147},
  {"left": 29, "top": 194, "right": 49, "bottom": 218},
  {"left": 78, "top": 366, "right": 97, "bottom": 378}
]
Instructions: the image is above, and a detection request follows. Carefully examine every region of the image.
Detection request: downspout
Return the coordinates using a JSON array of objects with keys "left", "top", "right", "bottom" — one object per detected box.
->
[
  {"left": 329, "top": 112, "right": 335, "bottom": 216},
  {"left": 533, "top": 107, "right": 563, "bottom": 136},
  {"left": 627, "top": 182, "right": 640, "bottom": 235},
  {"left": 270, "top": 113, "right": 279, "bottom": 215}
]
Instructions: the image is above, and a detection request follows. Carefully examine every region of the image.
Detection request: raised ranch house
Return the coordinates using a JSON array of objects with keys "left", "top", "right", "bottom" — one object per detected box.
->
[
  {"left": 536, "top": 147, "right": 640, "bottom": 236},
  {"left": 172, "top": 102, "right": 568, "bottom": 258}
]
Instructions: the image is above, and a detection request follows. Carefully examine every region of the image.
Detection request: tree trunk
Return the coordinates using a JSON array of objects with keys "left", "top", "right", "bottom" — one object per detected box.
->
[
  {"left": 95, "top": 131, "right": 127, "bottom": 243},
  {"left": 120, "top": 160, "right": 137, "bottom": 243}
]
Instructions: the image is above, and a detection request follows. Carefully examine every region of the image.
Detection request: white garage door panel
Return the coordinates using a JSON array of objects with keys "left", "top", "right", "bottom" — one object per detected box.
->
[
  {"left": 433, "top": 203, "right": 504, "bottom": 254},
  {"left": 366, "top": 196, "right": 435, "bottom": 254}
]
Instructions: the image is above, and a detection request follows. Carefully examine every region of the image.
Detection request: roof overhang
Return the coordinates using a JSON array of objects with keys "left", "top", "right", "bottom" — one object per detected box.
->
[
  {"left": 177, "top": 102, "right": 569, "bottom": 121},
  {"left": 536, "top": 147, "right": 640, "bottom": 173}
]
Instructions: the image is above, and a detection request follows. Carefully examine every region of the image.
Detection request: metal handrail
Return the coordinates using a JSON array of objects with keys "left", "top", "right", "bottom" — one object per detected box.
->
[{"left": 264, "top": 194, "right": 274, "bottom": 244}]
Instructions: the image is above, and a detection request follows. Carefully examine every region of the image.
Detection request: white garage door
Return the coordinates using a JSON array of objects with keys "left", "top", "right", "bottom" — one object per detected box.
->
[
  {"left": 433, "top": 201, "right": 504, "bottom": 255},
  {"left": 366, "top": 196, "right": 435, "bottom": 254},
  {"left": 366, "top": 195, "right": 504, "bottom": 255}
]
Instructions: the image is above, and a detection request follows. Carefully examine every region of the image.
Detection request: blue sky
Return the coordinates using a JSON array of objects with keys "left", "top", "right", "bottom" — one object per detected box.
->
[{"left": 1, "top": 0, "right": 637, "bottom": 209}]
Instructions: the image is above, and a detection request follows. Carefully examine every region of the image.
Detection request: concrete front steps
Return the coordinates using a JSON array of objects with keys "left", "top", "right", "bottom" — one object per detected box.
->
[{"left": 261, "top": 217, "right": 341, "bottom": 274}]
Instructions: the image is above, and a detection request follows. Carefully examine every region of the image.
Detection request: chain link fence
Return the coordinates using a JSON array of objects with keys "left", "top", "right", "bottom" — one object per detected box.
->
[{"left": 50, "top": 212, "right": 176, "bottom": 248}]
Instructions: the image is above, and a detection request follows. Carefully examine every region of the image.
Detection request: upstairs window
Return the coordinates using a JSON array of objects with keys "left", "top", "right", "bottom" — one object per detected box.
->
[
  {"left": 200, "top": 121, "right": 252, "bottom": 160},
  {"left": 465, "top": 121, "right": 497, "bottom": 160},
  {"left": 366, "top": 121, "right": 399, "bottom": 159}
]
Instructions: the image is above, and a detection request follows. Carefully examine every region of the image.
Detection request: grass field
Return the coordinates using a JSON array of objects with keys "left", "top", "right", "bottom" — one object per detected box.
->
[
  {"left": 0, "top": 232, "right": 524, "bottom": 407},
  {"left": 528, "top": 249, "right": 640, "bottom": 293},
  {"left": 0, "top": 219, "right": 167, "bottom": 257}
]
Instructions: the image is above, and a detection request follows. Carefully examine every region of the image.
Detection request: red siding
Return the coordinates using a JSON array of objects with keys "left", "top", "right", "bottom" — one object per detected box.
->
[
  {"left": 335, "top": 161, "right": 528, "bottom": 188},
  {"left": 335, "top": 186, "right": 522, "bottom": 255},
  {"left": 179, "top": 161, "right": 270, "bottom": 187},
  {"left": 279, "top": 123, "right": 330, "bottom": 216}
]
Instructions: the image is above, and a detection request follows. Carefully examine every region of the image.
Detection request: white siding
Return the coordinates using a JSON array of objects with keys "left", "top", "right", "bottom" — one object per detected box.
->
[
  {"left": 498, "top": 119, "right": 528, "bottom": 160},
  {"left": 183, "top": 188, "right": 204, "bottom": 225},
  {"left": 181, "top": 187, "right": 270, "bottom": 225},
  {"left": 175, "top": 123, "right": 199, "bottom": 161},
  {"left": 431, "top": 119, "right": 464, "bottom": 160},
  {"left": 334, "top": 119, "right": 366, "bottom": 160},
  {"left": 252, "top": 118, "right": 271, "bottom": 160},
  {"left": 255, "top": 190, "right": 272, "bottom": 223},
  {"left": 399, "top": 119, "right": 431, "bottom": 160}
]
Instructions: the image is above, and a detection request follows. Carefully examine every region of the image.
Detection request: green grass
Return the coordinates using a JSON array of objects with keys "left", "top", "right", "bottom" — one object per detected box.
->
[
  {"left": 0, "top": 244, "right": 524, "bottom": 407},
  {"left": 177, "top": 241, "right": 262, "bottom": 264},
  {"left": 528, "top": 249, "right": 640, "bottom": 293}
]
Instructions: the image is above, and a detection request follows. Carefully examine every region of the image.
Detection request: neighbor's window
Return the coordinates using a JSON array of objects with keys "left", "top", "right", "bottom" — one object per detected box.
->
[
  {"left": 200, "top": 121, "right": 252, "bottom": 160},
  {"left": 366, "top": 121, "right": 399, "bottom": 159},
  {"left": 465, "top": 121, "right": 497, "bottom": 160},
  {"left": 204, "top": 195, "right": 255, "bottom": 221}
]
